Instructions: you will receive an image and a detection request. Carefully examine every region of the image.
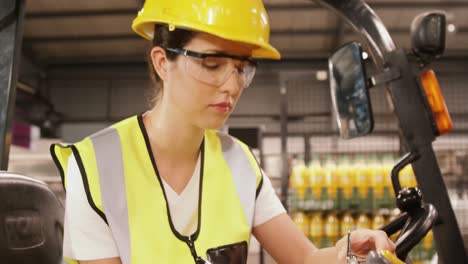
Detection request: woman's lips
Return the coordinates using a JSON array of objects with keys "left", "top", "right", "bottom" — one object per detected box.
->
[{"left": 210, "top": 102, "right": 232, "bottom": 113}]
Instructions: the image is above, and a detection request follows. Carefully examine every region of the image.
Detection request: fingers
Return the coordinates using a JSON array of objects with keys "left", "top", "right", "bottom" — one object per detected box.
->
[
  {"left": 371, "top": 230, "right": 396, "bottom": 253},
  {"left": 336, "top": 249, "right": 347, "bottom": 263},
  {"left": 334, "top": 229, "right": 396, "bottom": 263},
  {"left": 335, "top": 236, "right": 348, "bottom": 262}
]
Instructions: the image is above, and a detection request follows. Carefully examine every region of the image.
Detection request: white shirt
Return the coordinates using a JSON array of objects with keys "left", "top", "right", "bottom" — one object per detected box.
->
[{"left": 63, "top": 154, "right": 285, "bottom": 260}]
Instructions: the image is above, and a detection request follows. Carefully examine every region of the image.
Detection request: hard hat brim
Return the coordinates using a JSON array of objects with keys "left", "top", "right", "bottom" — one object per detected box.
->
[{"left": 132, "top": 20, "right": 281, "bottom": 60}]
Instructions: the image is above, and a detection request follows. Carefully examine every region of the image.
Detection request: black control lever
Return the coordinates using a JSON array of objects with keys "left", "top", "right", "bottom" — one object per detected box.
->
[{"left": 378, "top": 152, "right": 438, "bottom": 261}]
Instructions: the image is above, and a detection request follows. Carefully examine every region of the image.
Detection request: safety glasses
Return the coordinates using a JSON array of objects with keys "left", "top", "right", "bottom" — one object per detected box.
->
[{"left": 164, "top": 47, "right": 257, "bottom": 89}]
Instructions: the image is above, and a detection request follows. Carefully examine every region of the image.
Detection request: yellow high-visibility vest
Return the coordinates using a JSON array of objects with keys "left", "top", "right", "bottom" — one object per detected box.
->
[{"left": 51, "top": 115, "right": 263, "bottom": 264}]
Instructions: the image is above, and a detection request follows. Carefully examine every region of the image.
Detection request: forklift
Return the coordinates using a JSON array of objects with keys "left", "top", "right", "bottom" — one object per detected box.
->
[
  {"left": 0, "top": 0, "right": 466, "bottom": 263},
  {"left": 317, "top": 0, "right": 467, "bottom": 263}
]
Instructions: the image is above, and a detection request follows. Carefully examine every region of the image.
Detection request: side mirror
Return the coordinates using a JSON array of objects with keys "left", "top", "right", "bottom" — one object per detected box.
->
[
  {"left": 411, "top": 12, "right": 446, "bottom": 64},
  {"left": 329, "top": 42, "right": 374, "bottom": 139}
]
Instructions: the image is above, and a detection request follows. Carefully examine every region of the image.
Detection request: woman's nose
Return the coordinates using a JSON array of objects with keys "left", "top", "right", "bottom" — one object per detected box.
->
[{"left": 219, "top": 70, "right": 243, "bottom": 95}]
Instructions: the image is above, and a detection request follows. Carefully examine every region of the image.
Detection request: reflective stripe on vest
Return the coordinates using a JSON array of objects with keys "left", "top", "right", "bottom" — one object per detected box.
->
[
  {"left": 88, "top": 127, "right": 257, "bottom": 264},
  {"left": 217, "top": 132, "right": 256, "bottom": 229},
  {"left": 90, "top": 127, "right": 132, "bottom": 264}
]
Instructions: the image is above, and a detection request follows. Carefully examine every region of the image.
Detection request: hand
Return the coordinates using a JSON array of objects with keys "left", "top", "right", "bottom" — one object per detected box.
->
[{"left": 335, "top": 229, "right": 396, "bottom": 263}]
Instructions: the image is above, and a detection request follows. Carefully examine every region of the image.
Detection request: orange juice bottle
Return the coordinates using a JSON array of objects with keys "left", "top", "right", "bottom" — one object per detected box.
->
[
  {"left": 288, "top": 162, "right": 299, "bottom": 211},
  {"left": 369, "top": 155, "right": 384, "bottom": 210},
  {"left": 371, "top": 212, "right": 386, "bottom": 230},
  {"left": 300, "top": 160, "right": 310, "bottom": 210},
  {"left": 307, "top": 158, "right": 322, "bottom": 210},
  {"left": 323, "top": 156, "right": 338, "bottom": 210},
  {"left": 324, "top": 213, "right": 340, "bottom": 247},
  {"left": 405, "top": 165, "right": 417, "bottom": 187},
  {"left": 309, "top": 213, "right": 324, "bottom": 248},
  {"left": 382, "top": 154, "right": 395, "bottom": 208},
  {"left": 340, "top": 212, "right": 355, "bottom": 237},
  {"left": 309, "top": 158, "right": 325, "bottom": 210},
  {"left": 354, "top": 155, "right": 370, "bottom": 210},
  {"left": 400, "top": 165, "right": 412, "bottom": 188},
  {"left": 292, "top": 212, "right": 309, "bottom": 236},
  {"left": 348, "top": 157, "right": 360, "bottom": 209},
  {"left": 355, "top": 213, "right": 371, "bottom": 230},
  {"left": 337, "top": 156, "right": 353, "bottom": 210},
  {"left": 289, "top": 159, "right": 308, "bottom": 210}
]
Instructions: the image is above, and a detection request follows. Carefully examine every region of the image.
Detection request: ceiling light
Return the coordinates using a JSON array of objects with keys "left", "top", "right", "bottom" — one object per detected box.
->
[
  {"left": 316, "top": 70, "right": 328, "bottom": 81},
  {"left": 447, "top": 23, "right": 456, "bottom": 33}
]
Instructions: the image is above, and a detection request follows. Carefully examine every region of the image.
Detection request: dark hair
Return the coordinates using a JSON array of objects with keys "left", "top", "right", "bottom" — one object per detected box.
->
[{"left": 147, "top": 25, "right": 195, "bottom": 105}]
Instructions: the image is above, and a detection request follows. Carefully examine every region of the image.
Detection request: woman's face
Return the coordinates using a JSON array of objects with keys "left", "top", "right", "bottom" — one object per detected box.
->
[{"left": 162, "top": 33, "right": 255, "bottom": 130}]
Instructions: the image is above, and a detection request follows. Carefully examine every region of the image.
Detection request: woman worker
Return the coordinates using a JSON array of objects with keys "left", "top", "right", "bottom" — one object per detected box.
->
[{"left": 50, "top": 0, "right": 395, "bottom": 263}]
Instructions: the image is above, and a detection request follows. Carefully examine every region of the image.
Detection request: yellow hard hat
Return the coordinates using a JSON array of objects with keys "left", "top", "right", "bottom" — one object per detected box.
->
[{"left": 132, "top": 0, "right": 281, "bottom": 60}]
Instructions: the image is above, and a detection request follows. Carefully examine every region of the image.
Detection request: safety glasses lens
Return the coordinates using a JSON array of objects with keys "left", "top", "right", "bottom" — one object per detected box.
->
[{"left": 185, "top": 57, "right": 256, "bottom": 89}]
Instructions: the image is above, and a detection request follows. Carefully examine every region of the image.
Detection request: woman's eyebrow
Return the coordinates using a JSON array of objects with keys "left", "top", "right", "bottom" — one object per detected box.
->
[{"left": 200, "top": 48, "right": 224, "bottom": 54}]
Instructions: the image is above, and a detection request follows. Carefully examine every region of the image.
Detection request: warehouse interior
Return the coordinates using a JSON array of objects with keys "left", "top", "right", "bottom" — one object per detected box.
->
[{"left": 2, "top": 0, "right": 468, "bottom": 263}]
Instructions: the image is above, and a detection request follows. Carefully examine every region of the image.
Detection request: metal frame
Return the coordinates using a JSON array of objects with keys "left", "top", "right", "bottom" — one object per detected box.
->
[
  {"left": 24, "top": 27, "right": 468, "bottom": 44},
  {"left": 279, "top": 80, "right": 289, "bottom": 209},
  {"left": 312, "top": 0, "right": 467, "bottom": 262},
  {"left": 24, "top": 1, "right": 468, "bottom": 19},
  {"left": 0, "top": 0, "right": 26, "bottom": 170}
]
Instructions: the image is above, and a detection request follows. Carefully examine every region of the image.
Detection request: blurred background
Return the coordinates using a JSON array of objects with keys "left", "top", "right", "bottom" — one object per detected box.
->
[{"left": 5, "top": 0, "right": 468, "bottom": 263}]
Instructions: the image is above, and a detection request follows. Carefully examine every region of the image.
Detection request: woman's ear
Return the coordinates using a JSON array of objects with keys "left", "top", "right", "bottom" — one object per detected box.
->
[{"left": 150, "top": 46, "right": 169, "bottom": 81}]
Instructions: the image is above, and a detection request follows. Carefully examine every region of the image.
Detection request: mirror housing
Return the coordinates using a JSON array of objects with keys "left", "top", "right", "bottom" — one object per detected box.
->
[
  {"left": 410, "top": 12, "right": 446, "bottom": 64},
  {"left": 329, "top": 42, "right": 374, "bottom": 139}
]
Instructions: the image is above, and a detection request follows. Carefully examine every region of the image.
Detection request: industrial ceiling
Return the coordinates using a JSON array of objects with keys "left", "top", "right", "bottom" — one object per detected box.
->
[{"left": 23, "top": 0, "right": 468, "bottom": 66}]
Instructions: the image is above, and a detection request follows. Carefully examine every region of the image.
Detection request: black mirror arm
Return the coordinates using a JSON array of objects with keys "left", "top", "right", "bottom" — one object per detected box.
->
[
  {"left": 391, "top": 152, "right": 421, "bottom": 195},
  {"left": 367, "top": 67, "right": 401, "bottom": 88}
]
